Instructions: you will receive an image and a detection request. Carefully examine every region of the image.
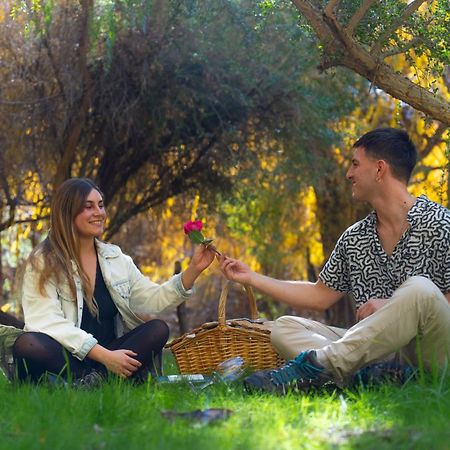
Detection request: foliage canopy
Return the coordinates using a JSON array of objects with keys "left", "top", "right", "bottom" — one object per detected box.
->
[
  {"left": 0, "top": 0, "right": 352, "bottom": 237},
  {"left": 290, "top": 0, "right": 450, "bottom": 125}
]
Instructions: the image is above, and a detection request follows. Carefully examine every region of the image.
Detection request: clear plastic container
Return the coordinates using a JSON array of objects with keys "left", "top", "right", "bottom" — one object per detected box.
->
[
  {"left": 156, "top": 374, "right": 212, "bottom": 384},
  {"left": 156, "top": 356, "right": 246, "bottom": 390},
  {"left": 215, "top": 356, "right": 245, "bottom": 382}
]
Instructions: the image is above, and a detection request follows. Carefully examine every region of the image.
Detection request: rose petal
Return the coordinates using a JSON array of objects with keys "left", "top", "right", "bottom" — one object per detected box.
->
[
  {"left": 183, "top": 220, "right": 203, "bottom": 234},
  {"left": 183, "top": 221, "right": 192, "bottom": 234},
  {"left": 192, "top": 220, "right": 203, "bottom": 232}
]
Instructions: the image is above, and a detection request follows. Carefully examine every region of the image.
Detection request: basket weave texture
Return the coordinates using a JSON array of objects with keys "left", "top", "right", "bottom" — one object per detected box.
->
[{"left": 167, "top": 282, "right": 284, "bottom": 374}]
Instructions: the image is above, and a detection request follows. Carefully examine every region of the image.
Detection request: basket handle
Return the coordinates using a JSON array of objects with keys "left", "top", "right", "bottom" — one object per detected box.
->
[{"left": 218, "top": 281, "right": 259, "bottom": 326}]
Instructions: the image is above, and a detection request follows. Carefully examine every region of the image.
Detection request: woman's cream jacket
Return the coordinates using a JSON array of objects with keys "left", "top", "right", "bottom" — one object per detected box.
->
[{"left": 21, "top": 240, "right": 191, "bottom": 360}]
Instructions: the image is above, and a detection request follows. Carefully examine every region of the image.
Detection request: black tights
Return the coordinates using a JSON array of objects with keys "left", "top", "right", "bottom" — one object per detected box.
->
[{"left": 13, "top": 319, "right": 169, "bottom": 382}]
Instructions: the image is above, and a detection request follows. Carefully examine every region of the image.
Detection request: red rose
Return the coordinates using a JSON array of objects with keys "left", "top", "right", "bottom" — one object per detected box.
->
[
  {"left": 183, "top": 220, "right": 203, "bottom": 234},
  {"left": 182, "top": 220, "right": 220, "bottom": 254}
]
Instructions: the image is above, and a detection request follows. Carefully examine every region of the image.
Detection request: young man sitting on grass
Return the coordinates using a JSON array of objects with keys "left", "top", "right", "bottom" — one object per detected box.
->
[{"left": 219, "top": 128, "right": 450, "bottom": 393}]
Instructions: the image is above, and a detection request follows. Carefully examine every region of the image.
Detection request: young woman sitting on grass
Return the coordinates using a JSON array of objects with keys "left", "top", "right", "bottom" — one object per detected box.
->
[{"left": 12, "top": 177, "right": 214, "bottom": 386}]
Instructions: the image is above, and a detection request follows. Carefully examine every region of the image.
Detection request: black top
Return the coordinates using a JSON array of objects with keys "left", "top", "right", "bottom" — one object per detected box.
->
[{"left": 80, "top": 259, "right": 119, "bottom": 346}]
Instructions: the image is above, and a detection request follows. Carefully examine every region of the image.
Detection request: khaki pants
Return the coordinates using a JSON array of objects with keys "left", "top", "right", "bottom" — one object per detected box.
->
[{"left": 271, "top": 276, "right": 450, "bottom": 384}]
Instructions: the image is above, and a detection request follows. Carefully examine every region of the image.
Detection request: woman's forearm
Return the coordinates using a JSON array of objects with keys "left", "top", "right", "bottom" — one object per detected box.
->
[
  {"left": 180, "top": 265, "right": 201, "bottom": 290},
  {"left": 86, "top": 344, "right": 111, "bottom": 365}
]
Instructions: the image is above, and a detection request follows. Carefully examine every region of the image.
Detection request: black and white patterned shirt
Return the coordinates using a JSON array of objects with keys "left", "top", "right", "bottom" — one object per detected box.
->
[{"left": 319, "top": 195, "right": 450, "bottom": 308}]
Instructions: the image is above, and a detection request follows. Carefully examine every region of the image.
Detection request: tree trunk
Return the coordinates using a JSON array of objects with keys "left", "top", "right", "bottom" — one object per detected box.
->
[
  {"left": 174, "top": 261, "right": 189, "bottom": 335},
  {"left": 313, "top": 158, "right": 369, "bottom": 328},
  {"left": 0, "top": 234, "right": 3, "bottom": 301},
  {"left": 447, "top": 156, "right": 450, "bottom": 208},
  {"left": 53, "top": 0, "right": 94, "bottom": 188}
]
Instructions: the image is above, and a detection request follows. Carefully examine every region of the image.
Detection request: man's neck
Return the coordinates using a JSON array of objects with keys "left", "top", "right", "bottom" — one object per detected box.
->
[{"left": 371, "top": 187, "right": 416, "bottom": 230}]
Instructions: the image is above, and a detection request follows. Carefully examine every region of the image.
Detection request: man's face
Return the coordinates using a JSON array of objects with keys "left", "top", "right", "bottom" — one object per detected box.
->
[{"left": 346, "top": 147, "right": 379, "bottom": 201}]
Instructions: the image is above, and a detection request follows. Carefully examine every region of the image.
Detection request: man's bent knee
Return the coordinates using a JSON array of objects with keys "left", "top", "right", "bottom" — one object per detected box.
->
[
  {"left": 402, "top": 275, "right": 439, "bottom": 290},
  {"left": 397, "top": 276, "right": 443, "bottom": 301},
  {"left": 271, "top": 316, "right": 311, "bottom": 348}
]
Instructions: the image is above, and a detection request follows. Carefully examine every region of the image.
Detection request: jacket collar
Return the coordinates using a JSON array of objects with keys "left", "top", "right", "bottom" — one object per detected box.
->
[{"left": 95, "top": 239, "right": 121, "bottom": 259}]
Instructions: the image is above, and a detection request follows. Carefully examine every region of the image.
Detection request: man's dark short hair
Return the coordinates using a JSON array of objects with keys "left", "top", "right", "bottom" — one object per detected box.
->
[{"left": 353, "top": 128, "right": 417, "bottom": 183}]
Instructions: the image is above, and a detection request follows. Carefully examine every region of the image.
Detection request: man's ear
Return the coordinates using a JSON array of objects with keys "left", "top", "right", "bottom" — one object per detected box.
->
[{"left": 376, "top": 159, "right": 388, "bottom": 177}]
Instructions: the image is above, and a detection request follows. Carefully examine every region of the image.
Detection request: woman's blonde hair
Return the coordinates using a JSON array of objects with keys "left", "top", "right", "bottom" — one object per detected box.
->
[{"left": 28, "top": 177, "right": 104, "bottom": 317}]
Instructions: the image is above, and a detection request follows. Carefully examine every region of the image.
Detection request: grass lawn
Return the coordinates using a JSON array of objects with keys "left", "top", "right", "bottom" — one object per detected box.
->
[{"left": 1, "top": 354, "right": 449, "bottom": 450}]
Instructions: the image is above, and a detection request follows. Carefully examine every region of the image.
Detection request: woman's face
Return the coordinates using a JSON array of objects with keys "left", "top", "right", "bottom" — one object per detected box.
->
[{"left": 73, "top": 189, "right": 106, "bottom": 239}]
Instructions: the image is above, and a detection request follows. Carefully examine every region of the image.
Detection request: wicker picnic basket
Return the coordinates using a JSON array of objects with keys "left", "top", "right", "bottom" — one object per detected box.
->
[{"left": 167, "top": 282, "right": 284, "bottom": 374}]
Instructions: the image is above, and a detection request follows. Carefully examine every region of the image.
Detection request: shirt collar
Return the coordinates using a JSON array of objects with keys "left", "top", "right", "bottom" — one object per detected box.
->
[
  {"left": 366, "top": 211, "right": 377, "bottom": 228},
  {"left": 406, "top": 194, "right": 429, "bottom": 226},
  {"left": 367, "top": 194, "right": 429, "bottom": 229}
]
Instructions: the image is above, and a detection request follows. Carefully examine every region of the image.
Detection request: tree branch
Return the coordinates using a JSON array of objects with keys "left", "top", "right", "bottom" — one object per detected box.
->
[
  {"left": 324, "top": 0, "right": 341, "bottom": 17},
  {"left": 370, "top": 0, "right": 429, "bottom": 57},
  {"left": 380, "top": 36, "right": 423, "bottom": 59},
  {"left": 346, "top": 0, "right": 377, "bottom": 35},
  {"left": 342, "top": 57, "right": 450, "bottom": 125},
  {"left": 105, "top": 137, "right": 218, "bottom": 239},
  {"left": 419, "top": 122, "right": 448, "bottom": 159},
  {"left": 0, "top": 94, "right": 61, "bottom": 106},
  {"left": 291, "top": 1, "right": 335, "bottom": 47},
  {"left": 412, "top": 164, "right": 446, "bottom": 183},
  {"left": 0, "top": 216, "right": 50, "bottom": 233},
  {"left": 322, "top": 5, "right": 358, "bottom": 53},
  {"left": 290, "top": 0, "right": 450, "bottom": 125}
]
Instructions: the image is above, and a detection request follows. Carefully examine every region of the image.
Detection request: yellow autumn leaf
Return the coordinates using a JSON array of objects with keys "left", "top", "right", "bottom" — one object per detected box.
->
[
  {"left": 23, "top": 224, "right": 31, "bottom": 239},
  {"left": 190, "top": 194, "right": 200, "bottom": 222}
]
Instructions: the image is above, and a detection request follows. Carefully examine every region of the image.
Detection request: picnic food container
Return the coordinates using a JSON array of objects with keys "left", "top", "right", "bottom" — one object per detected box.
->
[{"left": 166, "top": 282, "right": 284, "bottom": 374}]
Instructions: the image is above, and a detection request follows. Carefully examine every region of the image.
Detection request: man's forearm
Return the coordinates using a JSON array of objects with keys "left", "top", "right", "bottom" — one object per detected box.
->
[{"left": 248, "top": 273, "right": 341, "bottom": 311}]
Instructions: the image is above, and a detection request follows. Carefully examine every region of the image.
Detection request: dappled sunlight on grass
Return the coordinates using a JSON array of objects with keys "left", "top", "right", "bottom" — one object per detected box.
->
[{"left": 0, "top": 370, "right": 449, "bottom": 450}]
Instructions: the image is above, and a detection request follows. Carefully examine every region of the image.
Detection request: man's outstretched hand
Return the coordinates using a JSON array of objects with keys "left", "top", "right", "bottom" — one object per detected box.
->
[{"left": 218, "top": 255, "right": 253, "bottom": 285}]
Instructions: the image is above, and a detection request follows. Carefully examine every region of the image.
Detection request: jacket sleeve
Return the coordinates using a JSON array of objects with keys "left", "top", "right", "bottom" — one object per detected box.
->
[
  {"left": 125, "top": 256, "right": 193, "bottom": 315},
  {"left": 21, "top": 264, "right": 98, "bottom": 361}
]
